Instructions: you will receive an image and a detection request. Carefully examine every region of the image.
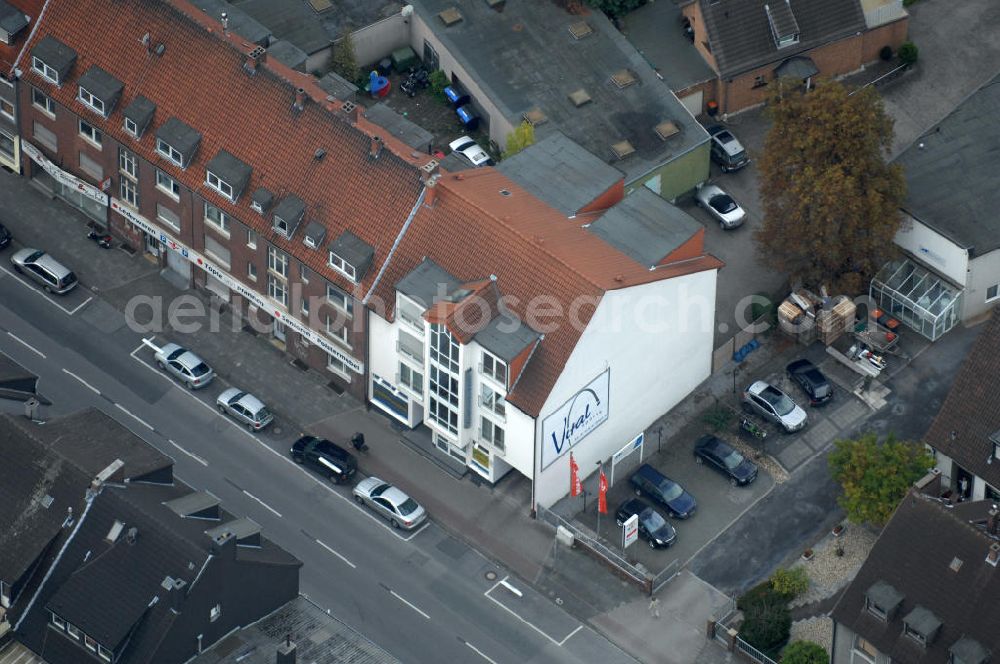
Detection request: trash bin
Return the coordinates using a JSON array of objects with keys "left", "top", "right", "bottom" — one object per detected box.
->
[{"left": 24, "top": 397, "right": 40, "bottom": 420}]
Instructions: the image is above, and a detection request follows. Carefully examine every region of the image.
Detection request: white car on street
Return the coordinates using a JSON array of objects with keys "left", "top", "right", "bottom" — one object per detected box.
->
[{"left": 449, "top": 136, "right": 492, "bottom": 167}]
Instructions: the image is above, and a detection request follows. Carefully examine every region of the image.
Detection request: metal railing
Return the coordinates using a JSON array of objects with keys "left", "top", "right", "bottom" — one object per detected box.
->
[
  {"left": 712, "top": 595, "right": 738, "bottom": 644},
  {"left": 735, "top": 635, "right": 779, "bottom": 664},
  {"left": 850, "top": 63, "right": 909, "bottom": 95},
  {"left": 651, "top": 559, "right": 681, "bottom": 594}
]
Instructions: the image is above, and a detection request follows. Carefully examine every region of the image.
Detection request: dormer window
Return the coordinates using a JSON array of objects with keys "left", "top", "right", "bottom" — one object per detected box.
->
[
  {"left": 205, "top": 150, "right": 251, "bottom": 203},
  {"left": 122, "top": 95, "right": 155, "bottom": 139},
  {"left": 865, "top": 581, "right": 903, "bottom": 621},
  {"left": 903, "top": 606, "right": 942, "bottom": 647},
  {"left": 328, "top": 252, "right": 356, "bottom": 280},
  {"left": 951, "top": 637, "right": 990, "bottom": 664},
  {"left": 31, "top": 56, "right": 58, "bottom": 84},
  {"left": 327, "top": 231, "right": 373, "bottom": 283},
  {"left": 125, "top": 117, "right": 138, "bottom": 136},
  {"left": 78, "top": 86, "right": 104, "bottom": 115},
  {"left": 30, "top": 36, "right": 77, "bottom": 87},
  {"left": 270, "top": 194, "right": 305, "bottom": 239},
  {"left": 865, "top": 597, "right": 887, "bottom": 620},
  {"left": 75, "top": 66, "right": 123, "bottom": 118},
  {"left": 155, "top": 117, "right": 202, "bottom": 169},
  {"left": 157, "top": 139, "right": 183, "bottom": 167},
  {"left": 206, "top": 170, "right": 234, "bottom": 200}
]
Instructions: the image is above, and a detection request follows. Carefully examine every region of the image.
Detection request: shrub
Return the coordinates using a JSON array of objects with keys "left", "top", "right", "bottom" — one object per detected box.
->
[
  {"left": 770, "top": 567, "right": 809, "bottom": 598},
  {"left": 586, "top": 0, "right": 646, "bottom": 18},
  {"left": 702, "top": 404, "right": 733, "bottom": 432},
  {"left": 428, "top": 69, "right": 449, "bottom": 101},
  {"left": 898, "top": 42, "right": 919, "bottom": 66},
  {"left": 879, "top": 45, "right": 893, "bottom": 61},
  {"left": 741, "top": 601, "right": 791, "bottom": 655},
  {"left": 330, "top": 32, "right": 358, "bottom": 84},
  {"left": 782, "top": 640, "right": 829, "bottom": 664}
]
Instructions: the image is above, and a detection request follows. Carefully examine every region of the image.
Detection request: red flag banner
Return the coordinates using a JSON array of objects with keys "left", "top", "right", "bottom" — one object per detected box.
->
[
  {"left": 570, "top": 453, "right": 581, "bottom": 497},
  {"left": 598, "top": 466, "right": 608, "bottom": 514}
]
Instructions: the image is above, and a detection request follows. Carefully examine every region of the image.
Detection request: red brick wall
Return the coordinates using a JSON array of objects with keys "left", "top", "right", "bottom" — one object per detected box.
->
[
  {"left": 577, "top": 179, "right": 624, "bottom": 215},
  {"left": 861, "top": 18, "right": 910, "bottom": 63},
  {"left": 681, "top": 2, "right": 719, "bottom": 74}
]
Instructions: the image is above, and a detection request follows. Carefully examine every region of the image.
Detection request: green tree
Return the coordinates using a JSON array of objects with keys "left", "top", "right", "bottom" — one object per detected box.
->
[
  {"left": 828, "top": 433, "right": 934, "bottom": 526},
  {"left": 331, "top": 31, "right": 358, "bottom": 85},
  {"left": 755, "top": 79, "right": 906, "bottom": 294},
  {"left": 782, "top": 640, "right": 829, "bottom": 664},
  {"left": 586, "top": 0, "right": 646, "bottom": 18},
  {"left": 504, "top": 120, "right": 535, "bottom": 158},
  {"left": 898, "top": 42, "right": 919, "bottom": 66},
  {"left": 770, "top": 567, "right": 809, "bottom": 598}
]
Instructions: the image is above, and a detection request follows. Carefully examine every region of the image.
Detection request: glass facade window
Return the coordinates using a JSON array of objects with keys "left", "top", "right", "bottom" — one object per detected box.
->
[{"left": 870, "top": 258, "right": 962, "bottom": 341}]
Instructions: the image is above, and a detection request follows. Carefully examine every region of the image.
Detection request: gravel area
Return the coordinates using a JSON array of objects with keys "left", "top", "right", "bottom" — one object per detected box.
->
[
  {"left": 716, "top": 428, "right": 790, "bottom": 484},
  {"left": 789, "top": 524, "right": 877, "bottom": 607},
  {"left": 788, "top": 617, "right": 833, "bottom": 654}
]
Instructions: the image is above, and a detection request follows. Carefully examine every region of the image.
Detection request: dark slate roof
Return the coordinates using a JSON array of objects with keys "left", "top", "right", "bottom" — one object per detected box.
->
[
  {"left": 474, "top": 314, "right": 541, "bottom": 363},
  {"left": 587, "top": 187, "right": 702, "bottom": 268},
  {"left": 188, "top": 0, "right": 271, "bottom": 47},
  {"left": 30, "top": 34, "right": 77, "bottom": 79},
  {"left": 0, "top": 0, "right": 29, "bottom": 37},
  {"left": 364, "top": 103, "right": 434, "bottom": 152},
  {"left": 272, "top": 194, "right": 306, "bottom": 232},
  {"left": 206, "top": 149, "right": 253, "bottom": 197},
  {"left": 497, "top": 132, "right": 623, "bottom": 216},
  {"left": 316, "top": 0, "right": 404, "bottom": 42},
  {"left": 303, "top": 219, "right": 326, "bottom": 247},
  {"left": 189, "top": 595, "right": 400, "bottom": 664},
  {"left": 0, "top": 416, "right": 88, "bottom": 586},
  {"left": 831, "top": 494, "right": 1000, "bottom": 664},
  {"left": 229, "top": 0, "right": 331, "bottom": 55},
  {"left": 896, "top": 74, "right": 1000, "bottom": 255},
  {"left": 32, "top": 408, "right": 173, "bottom": 483},
  {"left": 328, "top": 230, "right": 375, "bottom": 278},
  {"left": 122, "top": 95, "right": 156, "bottom": 136},
  {"left": 316, "top": 71, "right": 358, "bottom": 102},
  {"left": 76, "top": 64, "right": 124, "bottom": 109},
  {"left": 437, "top": 151, "right": 474, "bottom": 173},
  {"left": 924, "top": 313, "right": 1000, "bottom": 489},
  {"left": 204, "top": 517, "right": 261, "bottom": 543},
  {"left": 251, "top": 186, "right": 274, "bottom": 212},
  {"left": 622, "top": 0, "right": 717, "bottom": 91},
  {"left": 699, "top": 0, "right": 866, "bottom": 78},
  {"left": 395, "top": 257, "right": 461, "bottom": 309},
  {"left": 410, "top": 0, "right": 708, "bottom": 183},
  {"left": 156, "top": 116, "right": 202, "bottom": 162},
  {"left": 266, "top": 39, "right": 308, "bottom": 72}
]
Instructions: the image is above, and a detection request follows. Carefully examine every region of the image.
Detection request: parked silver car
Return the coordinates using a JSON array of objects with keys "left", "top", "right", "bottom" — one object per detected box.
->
[
  {"left": 153, "top": 343, "right": 214, "bottom": 389},
  {"left": 216, "top": 387, "right": 273, "bottom": 431},
  {"left": 352, "top": 477, "right": 427, "bottom": 530},
  {"left": 695, "top": 184, "right": 746, "bottom": 230},
  {"left": 742, "top": 380, "right": 807, "bottom": 433},
  {"left": 11, "top": 248, "right": 78, "bottom": 294}
]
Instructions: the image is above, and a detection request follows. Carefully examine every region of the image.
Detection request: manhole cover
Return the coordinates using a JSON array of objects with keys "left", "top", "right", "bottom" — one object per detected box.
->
[
  {"left": 272, "top": 427, "right": 283, "bottom": 435},
  {"left": 485, "top": 571, "right": 498, "bottom": 581}
]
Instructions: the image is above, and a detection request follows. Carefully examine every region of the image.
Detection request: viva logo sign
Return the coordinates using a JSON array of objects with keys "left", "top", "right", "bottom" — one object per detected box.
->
[{"left": 541, "top": 370, "right": 610, "bottom": 470}]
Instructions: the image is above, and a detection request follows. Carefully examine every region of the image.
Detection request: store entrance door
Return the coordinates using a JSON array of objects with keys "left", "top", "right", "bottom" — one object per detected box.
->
[{"left": 144, "top": 232, "right": 160, "bottom": 257}]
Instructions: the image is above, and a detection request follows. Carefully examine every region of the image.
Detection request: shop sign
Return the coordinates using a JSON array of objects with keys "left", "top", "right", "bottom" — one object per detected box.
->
[
  {"left": 540, "top": 370, "right": 610, "bottom": 469},
  {"left": 22, "top": 141, "right": 109, "bottom": 206}
]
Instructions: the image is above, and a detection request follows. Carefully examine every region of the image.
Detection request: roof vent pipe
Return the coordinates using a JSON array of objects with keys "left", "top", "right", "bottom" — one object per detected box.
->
[
  {"left": 294, "top": 87, "right": 306, "bottom": 111},
  {"left": 221, "top": 11, "right": 229, "bottom": 34},
  {"left": 369, "top": 136, "right": 383, "bottom": 160}
]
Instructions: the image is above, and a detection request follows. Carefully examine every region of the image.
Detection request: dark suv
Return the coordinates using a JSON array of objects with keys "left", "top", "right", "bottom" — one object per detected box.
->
[
  {"left": 290, "top": 435, "right": 357, "bottom": 484},
  {"left": 707, "top": 125, "right": 750, "bottom": 173},
  {"left": 629, "top": 464, "right": 697, "bottom": 518}
]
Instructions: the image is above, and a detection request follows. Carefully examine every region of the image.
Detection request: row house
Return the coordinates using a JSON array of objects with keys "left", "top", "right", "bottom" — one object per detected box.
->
[{"left": 0, "top": 0, "right": 41, "bottom": 172}]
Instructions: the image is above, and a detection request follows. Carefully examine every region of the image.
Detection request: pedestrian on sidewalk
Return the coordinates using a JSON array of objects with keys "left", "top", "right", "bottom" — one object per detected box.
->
[{"left": 648, "top": 596, "right": 660, "bottom": 619}]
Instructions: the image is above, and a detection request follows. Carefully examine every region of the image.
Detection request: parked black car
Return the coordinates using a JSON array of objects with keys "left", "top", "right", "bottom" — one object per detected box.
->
[
  {"left": 629, "top": 464, "right": 697, "bottom": 518},
  {"left": 694, "top": 435, "right": 758, "bottom": 486},
  {"left": 786, "top": 359, "right": 833, "bottom": 406},
  {"left": 290, "top": 435, "right": 357, "bottom": 483},
  {"left": 615, "top": 498, "right": 677, "bottom": 549},
  {"left": 0, "top": 223, "right": 10, "bottom": 249}
]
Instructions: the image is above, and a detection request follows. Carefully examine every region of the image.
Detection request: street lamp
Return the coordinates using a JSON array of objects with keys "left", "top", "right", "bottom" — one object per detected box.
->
[{"left": 655, "top": 427, "right": 663, "bottom": 454}]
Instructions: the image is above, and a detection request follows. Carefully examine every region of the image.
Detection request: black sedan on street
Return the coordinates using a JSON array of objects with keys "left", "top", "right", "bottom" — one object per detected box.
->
[
  {"left": 615, "top": 498, "right": 677, "bottom": 549},
  {"left": 786, "top": 359, "right": 833, "bottom": 406},
  {"left": 694, "top": 435, "right": 758, "bottom": 486}
]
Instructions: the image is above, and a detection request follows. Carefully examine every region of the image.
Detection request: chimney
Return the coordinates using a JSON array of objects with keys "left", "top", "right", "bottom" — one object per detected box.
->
[
  {"left": 125, "top": 526, "right": 139, "bottom": 545},
  {"left": 369, "top": 136, "right": 383, "bottom": 160},
  {"left": 294, "top": 87, "right": 306, "bottom": 112},
  {"left": 221, "top": 11, "right": 229, "bottom": 34},
  {"left": 244, "top": 46, "right": 266, "bottom": 75},
  {"left": 164, "top": 577, "right": 187, "bottom": 612},
  {"left": 423, "top": 173, "right": 440, "bottom": 207},
  {"left": 988, "top": 506, "right": 1000, "bottom": 536},
  {"left": 210, "top": 531, "right": 237, "bottom": 559},
  {"left": 276, "top": 634, "right": 297, "bottom": 664},
  {"left": 987, "top": 542, "right": 1000, "bottom": 567}
]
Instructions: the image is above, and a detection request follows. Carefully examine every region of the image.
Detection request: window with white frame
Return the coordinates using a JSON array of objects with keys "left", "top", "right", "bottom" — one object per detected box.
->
[
  {"left": 300, "top": 294, "right": 310, "bottom": 317},
  {"left": 66, "top": 623, "right": 80, "bottom": 640},
  {"left": 0, "top": 99, "right": 13, "bottom": 121},
  {"left": 852, "top": 635, "right": 878, "bottom": 664},
  {"left": 120, "top": 177, "right": 139, "bottom": 207},
  {"left": 987, "top": 283, "right": 999, "bottom": 303},
  {"left": 481, "top": 351, "right": 507, "bottom": 385},
  {"left": 206, "top": 170, "right": 235, "bottom": 201},
  {"left": 300, "top": 263, "right": 310, "bottom": 283},
  {"left": 204, "top": 203, "right": 229, "bottom": 234},
  {"left": 326, "top": 284, "right": 352, "bottom": 315},
  {"left": 119, "top": 147, "right": 137, "bottom": 179},
  {"left": 247, "top": 262, "right": 257, "bottom": 281},
  {"left": 51, "top": 612, "right": 65, "bottom": 630},
  {"left": 268, "top": 246, "right": 288, "bottom": 277},
  {"left": 78, "top": 119, "right": 102, "bottom": 147},
  {"left": 865, "top": 597, "right": 888, "bottom": 621},
  {"left": 480, "top": 384, "right": 505, "bottom": 417},
  {"left": 156, "top": 169, "right": 180, "bottom": 199},
  {"left": 328, "top": 251, "right": 356, "bottom": 281},
  {"left": 31, "top": 56, "right": 58, "bottom": 84},
  {"left": 124, "top": 116, "right": 138, "bottom": 138},
  {"left": 246, "top": 228, "right": 257, "bottom": 248},
  {"left": 78, "top": 86, "right": 105, "bottom": 116},
  {"left": 32, "top": 121, "right": 56, "bottom": 151},
  {"left": 156, "top": 138, "right": 183, "bottom": 166},
  {"left": 209, "top": 604, "right": 221, "bottom": 622},
  {"left": 481, "top": 416, "right": 505, "bottom": 451},
  {"left": 399, "top": 362, "right": 423, "bottom": 394},
  {"left": 156, "top": 203, "right": 180, "bottom": 232},
  {"left": 430, "top": 324, "right": 460, "bottom": 373},
  {"left": 904, "top": 621, "right": 927, "bottom": 646},
  {"left": 325, "top": 315, "right": 350, "bottom": 347},
  {"left": 84, "top": 635, "right": 97, "bottom": 652},
  {"left": 98, "top": 645, "right": 113, "bottom": 662},
  {"left": 0, "top": 131, "right": 12, "bottom": 161},
  {"left": 268, "top": 274, "right": 287, "bottom": 307},
  {"left": 32, "top": 87, "right": 55, "bottom": 115},
  {"left": 273, "top": 215, "right": 290, "bottom": 237},
  {"left": 327, "top": 353, "right": 348, "bottom": 377}
]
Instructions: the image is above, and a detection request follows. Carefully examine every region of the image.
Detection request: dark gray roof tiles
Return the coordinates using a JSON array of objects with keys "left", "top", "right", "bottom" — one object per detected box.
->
[
  {"left": 0, "top": 0, "right": 29, "bottom": 37},
  {"left": 328, "top": 230, "right": 374, "bottom": 278},
  {"left": 316, "top": 71, "right": 358, "bottom": 102},
  {"left": 122, "top": 95, "right": 156, "bottom": 137},
  {"left": 30, "top": 35, "right": 77, "bottom": 81},
  {"left": 700, "top": 0, "right": 865, "bottom": 78},
  {"left": 188, "top": 0, "right": 271, "bottom": 47},
  {"left": 474, "top": 315, "right": 541, "bottom": 362},
  {"left": 76, "top": 65, "right": 124, "bottom": 111},
  {"left": 156, "top": 116, "right": 202, "bottom": 164},
  {"left": 230, "top": 0, "right": 331, "bottom": 54},
  {"left": 395, "top": 257, "right": 461, "bottom": 309},
  {"left": 206, "top": 149, "right": 253, "bottom": 197}
]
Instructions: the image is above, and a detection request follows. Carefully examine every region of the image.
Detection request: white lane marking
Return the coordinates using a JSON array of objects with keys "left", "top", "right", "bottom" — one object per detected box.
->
[
  {"left": 390, "top": 590, "right": 431, "bottom": 620},
  {"left": 0, "top": 264, "right": 91, "bottom": 315},
  {"left": 243, "top": 490, "right": 282, "bottom": 518},
  {"left": 465, "top": 641, "right": 500, "bottom": 664},
  {"left": 114, "top": 402, "right": 154, "bottom": 431},
  {"left": 484, "top": 576, "right": 563, "bottom": 647},
  {"left": 62, "top": 368, "right": 101, "bottom": 395},
  {"left": 168, "top": 439, "right": 208, "bottom": 467},
  {"left": 8, "top": 331, "right": 47, "bottom": 358},
  {"left": 499, "top": 578, "right": 523, "bottom": 598},
  {"left": 66, "top": 296, "right": 93, "bottom": 315},
  {"left": 558, "top": 625, "right": 582, "bottom": 646},
  {"left": 315, "top": 539, "right": 357, "bottom": 569}
]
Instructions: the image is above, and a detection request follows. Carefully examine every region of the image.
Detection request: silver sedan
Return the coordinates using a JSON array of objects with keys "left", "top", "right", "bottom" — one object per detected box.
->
[
  {"left": 352, "top": 477, "right": 427, "bottom": 530},
  {"left": 216, "top": 387, "right": 273, "bottom": 431},
  {"left": 695, "top": 184, "right": 746, "bottom": 229},
  {"left": 153, "top": 343, "right": 214, "bottom": 389}
]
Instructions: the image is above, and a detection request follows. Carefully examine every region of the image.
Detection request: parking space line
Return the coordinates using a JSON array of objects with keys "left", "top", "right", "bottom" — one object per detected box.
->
[
  {"left": 499, "top": 578, "right": 523, "bottom": 597},
  {"left": 168, "top": 439, "right": 208, "bottom": 467},
  {"left": 66, "top": 296, "right": 93, "bottom": 315},
  {"left": 463, "top": 640, "right": 500, "bottom": 664},
  {"left": 8, "top": 332, "right": 46, "bottom": 358},
  {"left": 558, "top": 625, "right": 582, "bottom": 646},
  {"left": 0, "top": 264, "right": 91, "bottom": 315},
  {"left": 389, "top": 589, "right": 431, "bottom": 620},
  {"left": 315, "top": 539, "right": 357, "bottom": 569},
  {"left": 484, "top": 576, "right": 564, "bottom": 647},
  {"left": 62, "top": 368, "right": 101, "bottom": 395},
  {"left": 243, "top": 490, "right": 282, "bottom": 518},
  {"left": 114, "top": 402, "right": 154, "bottom": 431}
]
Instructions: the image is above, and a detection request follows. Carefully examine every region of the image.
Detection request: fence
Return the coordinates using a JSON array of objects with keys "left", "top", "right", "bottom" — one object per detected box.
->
[
  {"left": 712, "top": 312, "right": 771, "bottom": 373},
  {"left": 735, "top": 635, "right": 779, "bottom": 664},
  {"left": 712, "top": 595, "right": 738, "bottom": 644},
  {"left": 651, "top": 559, "right": 681, "bottom": 594},
  {"left": 850, "top": 63, "right": 909, "bottom": 95},
  {"left": 536, "top": 505, "right": 653, "bottom": 594}
]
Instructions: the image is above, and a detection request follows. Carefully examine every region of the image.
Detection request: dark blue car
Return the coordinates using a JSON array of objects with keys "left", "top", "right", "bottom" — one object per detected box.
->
[
  {"left": 694, "top": 435, "right": 758, "bottom": 486},
  {"left": 629, "top": 464, "right": 697, "bottom": 518}
]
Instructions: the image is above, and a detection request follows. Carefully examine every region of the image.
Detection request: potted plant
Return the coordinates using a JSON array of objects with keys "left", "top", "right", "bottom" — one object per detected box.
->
[
  {"left": 801, "top": 548, "right": 814, "bottom": 561},
  {"left": 835, "top": 546, "right": 845, "bottom": 557},
  {"left": 832, "top": 524, "right": 845, "bottom": 537}
]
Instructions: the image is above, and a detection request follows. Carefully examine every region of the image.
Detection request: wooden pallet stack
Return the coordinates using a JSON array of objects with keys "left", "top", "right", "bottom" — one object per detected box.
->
[{"left": 817, "top": 296, "right": 856, "bottom": 346}]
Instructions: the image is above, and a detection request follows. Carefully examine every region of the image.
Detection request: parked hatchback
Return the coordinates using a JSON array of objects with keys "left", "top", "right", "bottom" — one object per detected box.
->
[
  {"left": 153, "top": 343, "right": 214, "bottom": 389},
  {"left": 743, "top": 380, "right": 807, "bottom": 432},
  {"left": 629, "top": 464, "right": 697, "bottom": 518},
  {"left": 290, "top": 435, "right": 356, "bottom": 483},
  {"left": 216, "top": 388, "right": 273, "bottom": 431},
  {"left": 11, "top": 248, "right": 78, "bottom": 294},
  {"left": 786, "top": 359, "right": 833, "bottom": 406},
  {"left": 449, "top": 136, "right": 493, "bottom": 167},
  {"left": 707, "top": 125, "right": 750, "bottom": 173},
  {"left": 694, "top": 435, "right": 758, "bottom": 486},
  {"left": 353, "top": 477, "right": 426, "bottom": 530},
  {"left": 615, "top": 498, "right": 676, "bottom": 549}
]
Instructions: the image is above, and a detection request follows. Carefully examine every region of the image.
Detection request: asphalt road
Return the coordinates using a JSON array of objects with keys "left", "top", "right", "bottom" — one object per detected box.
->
[{"left": 0, "top": 257, "right": 636, "bottom": 664}]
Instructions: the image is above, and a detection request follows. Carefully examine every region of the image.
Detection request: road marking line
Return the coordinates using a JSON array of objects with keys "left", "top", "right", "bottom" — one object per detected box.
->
[
  {"left": 499, "top": 578, "right": 523, "bottom": 598},
  {"left": 558, "top": 625, "right": 582, "bottom": 646},
  {"left": 389, "top": 590, "right": 430, "bottom": 620},
  {"left": 66, "top": 296, "right": 93, "bottom": 315},
  {"left": 464, "top": 641, "right": 500, "bottom": 664},
  {"left": 114, "top": 402, "right": 155, "bottom": 430},
  {"left": 484, "top": 580, "right": 563, "bottom": 647},
  {"left": 0, "top": 264, "right": 92, "bottom": 315},
  {"left": 8, "top": 332, "right": 46, "bottom": 358},
  {"left": 243, "top": 490, "right": 282, "bottom": 518},
  {"left": 315, "top": 539, "right": 357, "bottom": 569},
  {"left": 130, "top": 341, "right": 150, "bottom": 358},
  {"left": 168, "top": 439, "right": 208, "bottom": 466},
  {"left": 62, "top": 368, "right": 101, "bottom": 395}
]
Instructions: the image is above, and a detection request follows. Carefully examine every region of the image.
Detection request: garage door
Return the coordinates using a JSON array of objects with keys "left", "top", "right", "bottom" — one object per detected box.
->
[
  {"left": 166, "top": 247, "right": 191, "bottom": 281},
  {"left": 680, "top": 90, "right": 703, "bottom": 117}
]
